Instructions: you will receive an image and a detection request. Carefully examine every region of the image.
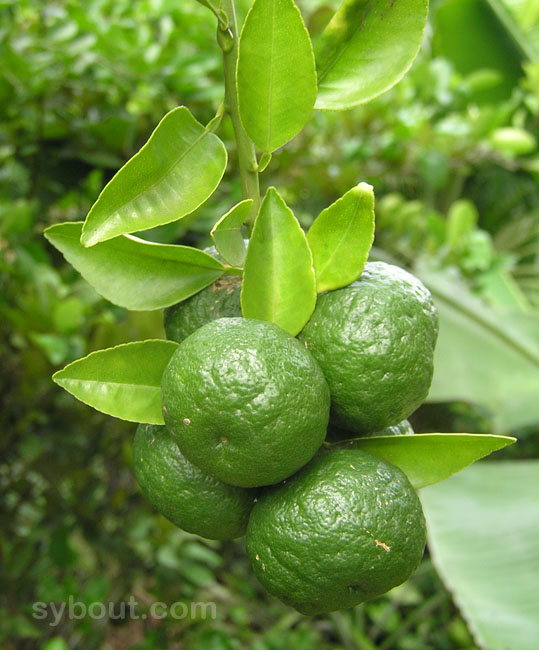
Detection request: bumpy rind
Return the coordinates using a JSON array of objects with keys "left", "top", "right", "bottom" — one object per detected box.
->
[
  {"left": 164, "top": 275, "right": 242, "bottom": 343},
  {"left": 299, "top": 262, "right": 438, "bottom": 433},
  {"left": 246, "top": 449, "right": 426, "bottom": 615},
  {"left": 327, "top": 419, "right": 415, "bottom": 442},
  {"left": 161, "top": 318, "right": 330, "bottom": 488},
  {"left": 133, "top": 423, "right": 256, "bottom": 539}
]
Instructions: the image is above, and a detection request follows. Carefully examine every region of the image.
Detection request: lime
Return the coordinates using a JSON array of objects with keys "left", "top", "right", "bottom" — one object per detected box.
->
[
  {"left": 299, "top": 262, "right": 438, "bottom": 433},
  {"left": 164, "top": 275, "right": 242, "bottom": 343},
  {"left": 133, "top": 423, "right": 256, "bottom": 539},
  {"left": 327, "top": 419, "right": 415, "bottom": 442},
  {"left": 246, "top": 449, "right": 426, "bottom": 615},
  {"left": 161, "top": 317, "right": 330, "bottom": 487}
]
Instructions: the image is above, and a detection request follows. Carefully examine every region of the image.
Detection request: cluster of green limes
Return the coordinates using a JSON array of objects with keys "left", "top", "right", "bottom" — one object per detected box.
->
[{"left": 133, "top": 261, "right": 438, "bottom": 615}]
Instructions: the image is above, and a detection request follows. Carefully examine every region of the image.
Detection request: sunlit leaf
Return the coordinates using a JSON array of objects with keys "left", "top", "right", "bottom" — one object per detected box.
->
[
  {"left": 331, "top": 433, "right": 515, "bottom": 489},
  {"left": 237, "top": 0, "right": 317, "bottom": 151},
  {"left": 307, "top": 182, "right": 374, "bottom": 293},
  {"left": 45, "top": 222, "right": 224, "bottom": 311},
  {"left": 53, "top": 340, "right": 178, "bottom": 424},
  {"left": 81, "top": 107, "right": 227, "bottom": 246},
  {"left": 241, "top": 187, "right": 316, "bottom": 336},
  {"left": 315, "top": 0, "right": 428, "bottom": 110}
]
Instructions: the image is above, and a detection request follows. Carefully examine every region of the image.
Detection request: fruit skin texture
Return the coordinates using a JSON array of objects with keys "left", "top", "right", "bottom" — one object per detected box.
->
[
  {"left": 161, "top": 317, "right": 330, "bottom": 488},
  {"left": 246, "top": 449, "right": 426, "bottom": 615},
  {"left": 369, "top": 419, "right": 415, "bottom": 437},
  {"left": 164, "top": 275, "right": 242, "bottom": 343},
  {"left": 299, "top": 262, "right": 438, "bottom": 433},
  {"left": 327, "top": 419, "right": 415, "bottom": 442},
  {"left": 133, "top": 423, "right": 256, "bottom": 540}
]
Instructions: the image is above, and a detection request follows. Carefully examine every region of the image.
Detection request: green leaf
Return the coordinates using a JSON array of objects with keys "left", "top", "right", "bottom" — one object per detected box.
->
[
  {"left": 257, "top": 151, "right": 272, "bottom": 172},
  {"left": 307, "top": 182, "right": 375, "bottom": 293},
  {"left": 446, "top": 199, "right": 478, "bottom": 254},
  {"left": 80, "top": 107, "right": 227, "bottom": 247},
  {"left": 421, "top": 461, "right": 539, "bottom": 650},
  {"left": 315, "top": 0, "right": 429, "bottom": 110},
  {"left": 490, "top": 126, "right": 537, "bottom": 156},
  {"left": 45, "top": 222, "right": 224, "bottom": 311},
  {"left": 419, "top": 267, "right": 539, "bottom": 432},
  {"left": 241, "top": 187, "right": 316, "bottom": 336},
  {"left": 432, "top": 0, "right": 531, "bottom": 103},
  {"left": 237, "top": 0, "right": 317, "bottom": 152},
  {"left": 195, "top": 0, "right": 228, "bottom": 29},
  {"left": 210, "top": 200, "right": 252, "bottom": 267},
  {"left": 29, "top": 333, "right": 70, "bottom": 365},
  {"left": 52, "top": 340, "right": 178, "bottom": 424},
  {"left": 332, "top": 433, "right": 515, "bottom": 489},
  {"left": 41, "top": 638, "right": 70, "bottom": 650}
]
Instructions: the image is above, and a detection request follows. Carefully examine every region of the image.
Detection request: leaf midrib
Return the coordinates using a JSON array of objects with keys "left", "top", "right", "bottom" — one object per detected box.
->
[
  {"left": 267, "top": 203, "right": 279, "bottom": 320},
  {"left": 264, "top": 0, "right": 277, "bottom": 151},
  {"left": 56, "top": 227, "right": 224, "bottom": 273},
  {"left": 58, "top": 378, "right": 162, "bottom": 390},
  {"left": 87, "top": 112, "right": 213, "bottom": 229},
  {"left": 317, "top": 0, "right": 376, "bottom": 84},
  {"left": 315, "top": 205, "right": 358, "bottom": 280}
]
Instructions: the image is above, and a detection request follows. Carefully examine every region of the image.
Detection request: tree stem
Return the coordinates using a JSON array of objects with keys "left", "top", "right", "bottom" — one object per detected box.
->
[{"left": 218, "top": 0, "right": 260, "bottom": 230}]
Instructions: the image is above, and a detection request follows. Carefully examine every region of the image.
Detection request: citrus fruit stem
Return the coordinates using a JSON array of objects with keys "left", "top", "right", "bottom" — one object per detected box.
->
[{"left": 219, "top": 0, "right": 260, "bottom": 231}]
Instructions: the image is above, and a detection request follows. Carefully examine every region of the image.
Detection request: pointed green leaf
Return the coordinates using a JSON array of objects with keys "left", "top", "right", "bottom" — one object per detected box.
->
[
  {"left": 80, "top": 107, "right": 227, "bottom": 247},
  {"left": 45, "top": 222, "right": 224, "bottom": 311},
  {"left": 195, "top": 0, "right": 227, "bottom": 28},
  {"left": 307, "top": 182, "right": 375, "bottom": 293},
  {"left": 210, "top": 200, "right": 252, "bottom": 267},
  {"left": 315, "top": 0, "right": 428, "bottom": 110},
  {"left": 241, "top": 187, "right": 316, "bottom": 336},
  {"left": 332, "top": 433, "right": 515, "bottom": 489},
  {"left": 237, "top": 0, "right": 317, "bottom": 152},
  {"left": 421, "top": 461, "right": 539, "bottom": 650},
  {"left": 257, "top": 152, "right": 272, "bottom": 173},
  {"left": 52, "top": 340, "right": 178, "bottom": 424}
]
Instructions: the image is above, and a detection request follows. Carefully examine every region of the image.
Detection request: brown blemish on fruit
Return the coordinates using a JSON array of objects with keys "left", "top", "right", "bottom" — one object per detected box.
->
[
  {"left": 213, "top": 276, "right": 241, "bottom": 292},
  {"left": 347, "top": 580, "right": 367, "bottom": 593},
  {"left": 375, "top": 539, "right": 390, "bottom": 552}
]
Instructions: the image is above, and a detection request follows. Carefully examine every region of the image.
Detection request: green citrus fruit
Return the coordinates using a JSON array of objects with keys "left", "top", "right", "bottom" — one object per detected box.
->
[
  {"left": 161, "top": 317, "right": 330, "bottom": 488},
  {"left": 164, "top": 275, "right": 242, "bottom": 343},
  {"left": 326, "top": 419, "right": 415, "bottom": 442},
  {"left": 299, "top": 262, "right": 438, "bottom": 433},
  {"left": 133, "top": 423, "right": 256, "bottom": 540},
  {"left": 246, "top": 449, "right": 426, "bottom": 615}
]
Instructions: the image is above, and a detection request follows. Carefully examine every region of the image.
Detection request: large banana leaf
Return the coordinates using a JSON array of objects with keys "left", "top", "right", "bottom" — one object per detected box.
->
[
  {"left": 421, "top": 461, "right": 539, "bottom": 650},
  {"left": 432, "top": 0, "right": 537, "bottom": 102},
  {"left": 419, "top": 267, "right": 539, "bottom": 432}
]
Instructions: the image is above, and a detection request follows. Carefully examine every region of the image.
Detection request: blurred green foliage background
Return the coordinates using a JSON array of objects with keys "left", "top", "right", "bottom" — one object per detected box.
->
[{"left": 1, "top": 0, "right": 538, "bottom": 648}]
